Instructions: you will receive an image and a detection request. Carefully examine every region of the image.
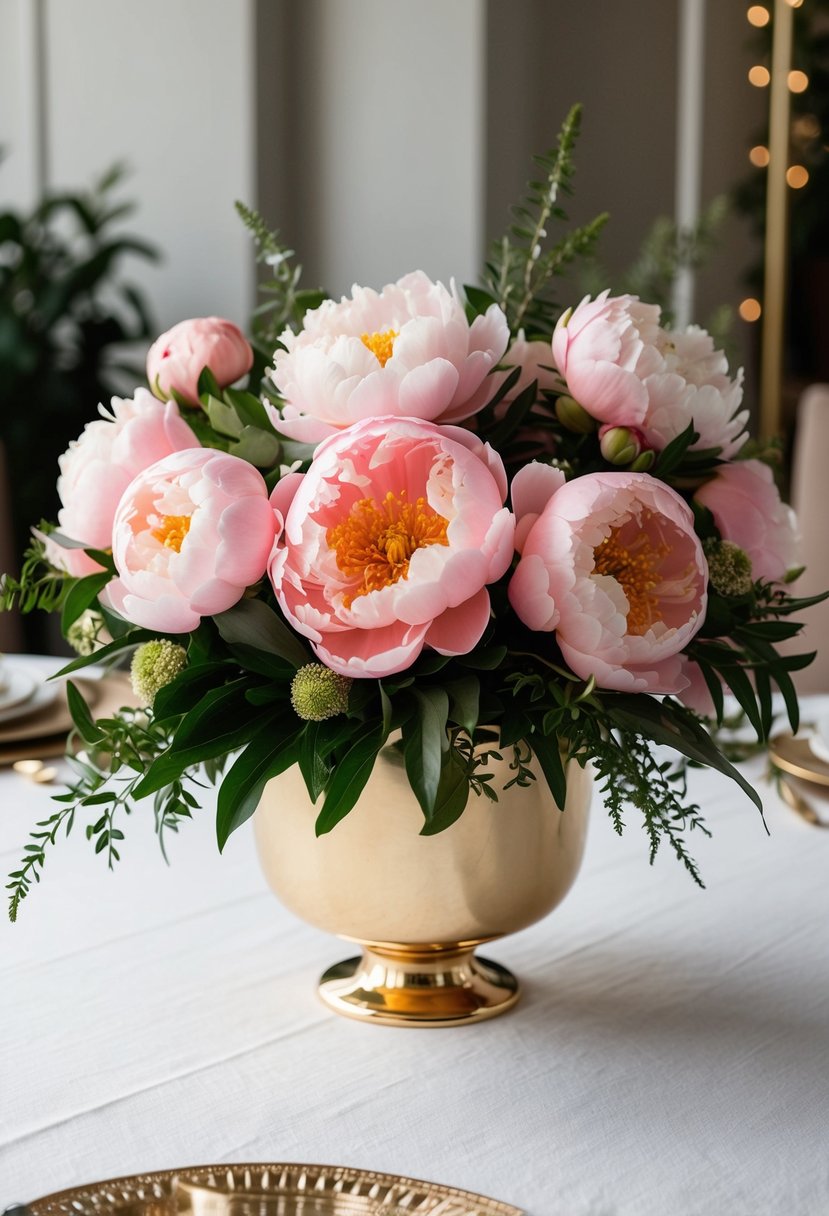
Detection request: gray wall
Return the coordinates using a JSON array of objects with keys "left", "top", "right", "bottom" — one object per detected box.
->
[
  {"left": 1, "top": 0, "right": 256, "bottom": 331},
  {"left": 2, "top": 0, "right": 767, "bottom": 386},
  {"left": 484, "top": 0, "right": 765, "bottom": 388}
]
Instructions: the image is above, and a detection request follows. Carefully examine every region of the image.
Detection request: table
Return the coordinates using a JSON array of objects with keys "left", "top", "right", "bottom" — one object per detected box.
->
[{"left": 2, "top": 694, "right": 829, "bottom": 1216}]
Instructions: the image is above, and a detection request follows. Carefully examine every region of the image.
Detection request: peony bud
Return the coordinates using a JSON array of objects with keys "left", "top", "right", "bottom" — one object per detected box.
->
[
  {"left": 130, "top": 640, "right": 188, "bottom": 707},
  {"left": 555, "top": 395, "right": 596, "bottom": 434},
  {"left": 599, "top": 425, "right": 642, "bottom": 466},
  {"left": 147, "top": 317, "right": 253, "bottom": 407},
  {"left": 291, "top": 663, "right": 352, "bottom": 721},
  {"left": 66, "top": 609, "right": 106, "bottom": 657},
  {"left": 629, "top": 450, "right": 656, "bottom": 472}
]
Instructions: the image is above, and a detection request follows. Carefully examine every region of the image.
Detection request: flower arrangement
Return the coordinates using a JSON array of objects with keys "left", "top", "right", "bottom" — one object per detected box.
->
[{"left": 3, "top": 108, "right": 821, "bottom": 921}]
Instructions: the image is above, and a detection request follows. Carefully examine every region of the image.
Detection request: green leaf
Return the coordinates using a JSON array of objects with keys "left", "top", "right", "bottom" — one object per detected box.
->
[
  {"left": 66, "top": 681, "right": 105, "bottom": 746},
  {"left": 445, "top": 676, "right": 480, "bottom": 736},
  {"left": 721, "top": 663, "right": 764, "bottom": 739},
  {"left": 532, "top": 731, "right": 567, "bottom": 807},
  {"left": 59, "top": 571, "right": 112, "bottom": 634},
  {"left": 403, "top": 687, "right": 449, "bottom": 818},
  {"left": 463, "top": 283, "right": 497, "bottom": 317},
  {"left": 653, "top": 423, "right": 700, "bottom": 477},
  {"left": 198, "top": 367, "right": 222, "bottom": 400},
  {"left": 315, "top": 727, "right": 385, "bottom": 835},
  {"left": 224, "top": 387, "right": 279, "bottom": 434},
  {"left": 229, "top": 425, "right": 282, "bottom": 467},
  {"left": 206, "top": 394, "right": 243, "bottom": 438},
  {"left": 151, "top": 661, "right": 230, "bottom": 722},
  {"left": 419, "top": 747, "right": 470, "bottom": 835},
  {"left": 774, "top": 666, "right": 800, "bottom": 735},
  {"left": 457, "top": 645, "right": 508, "bottom": 671},
  {"left": 297, "top": 721, "right": 329, "bottom": 803},
  {"left": 216, "top": 724, "right": 299, "bottom": 850},
  {"left": 53, "top": 629, "right": 156, "bottom": 678},
  {"left": 213, "top": 599, "right": 309, "bottom": 668},
  {"left": 605, "top": 694, "right": 764, "bottom": 819},
  {"left": 133, "top": 684, "right": 265, "bottom": 797}
]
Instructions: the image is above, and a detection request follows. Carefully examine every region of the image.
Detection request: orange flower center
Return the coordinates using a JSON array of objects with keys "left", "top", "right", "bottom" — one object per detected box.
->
[
  {"left": 152, "top": 514, "right": 192, "bottom": 553},
  {"left": 360, "top": 328, "right": 398, "bottom": 367},
  {"left": 594, "top": 525, "right": 669, "bottom": 635},
  {"left": 327, "top": 490, "right": 449, "bottom": 608}
]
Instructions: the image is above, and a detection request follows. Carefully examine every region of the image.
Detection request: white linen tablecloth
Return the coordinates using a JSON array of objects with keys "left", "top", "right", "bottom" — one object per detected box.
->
[{"left": 1, "top": 696, "right": 828, "bottom": 1215}]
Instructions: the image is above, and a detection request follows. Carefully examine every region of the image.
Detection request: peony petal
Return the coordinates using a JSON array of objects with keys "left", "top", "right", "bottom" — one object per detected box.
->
[{"left": 425, "top": 587, "right": 492, "bottom": 656}]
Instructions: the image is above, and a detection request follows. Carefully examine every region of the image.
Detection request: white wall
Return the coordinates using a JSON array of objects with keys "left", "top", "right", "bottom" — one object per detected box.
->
[
  {"left": 274, "top": 0, "right": 486, "bottom": 298},
  {"left": 1, "top": 0, "right": 256, "bottom": 332}
]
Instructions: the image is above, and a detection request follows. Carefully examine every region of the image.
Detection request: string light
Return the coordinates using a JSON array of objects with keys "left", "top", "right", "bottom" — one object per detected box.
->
[
  {"left": 786, "top": 165, "right": 809, "bottom": 188},
  {"left": 747, "top": 5, "right": 770, "bottom": 25},
  {"left": 788, "top": 70, "right": 809, "bottom": 93},
  {"left": 749, "top": 145, "right": 770, "bottom": 167},
  {"left": 739, "top": 299, "right": 762, "bottom": 322},
  {"left": 749, "top": 65, "right": 771, "bottom": 87}
]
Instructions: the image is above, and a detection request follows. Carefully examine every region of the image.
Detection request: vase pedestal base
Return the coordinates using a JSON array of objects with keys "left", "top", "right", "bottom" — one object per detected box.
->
[{"left": 317, "top": 944, "right": 520, "bottom": 1027}]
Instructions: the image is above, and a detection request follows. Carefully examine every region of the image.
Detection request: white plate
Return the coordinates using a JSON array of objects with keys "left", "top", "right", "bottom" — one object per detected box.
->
[
  {"left": 0, "top": 665, "right": 37, "bottom": 714},
  {"left": 0, "top": 672, "right": 60, "bottom": 725}
]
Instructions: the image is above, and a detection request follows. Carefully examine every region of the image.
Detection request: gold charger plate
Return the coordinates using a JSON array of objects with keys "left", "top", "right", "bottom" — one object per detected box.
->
[
  {"left": 769, "top": 732, "right": 829, "bottom": 788},
  {"left": 27, "top": 1164, "right": 523, "bottom": 1216},
  {"left": 0, "top": 673, "right": 136, "bottom": 766}
]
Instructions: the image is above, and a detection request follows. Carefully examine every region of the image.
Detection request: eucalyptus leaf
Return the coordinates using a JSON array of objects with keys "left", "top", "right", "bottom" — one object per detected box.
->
[
  {"left": 229, "top": 425, "right": 282, "bottom": 467},
  {"left": 206, "top": 395, "right": 243, "bottom": 438}
]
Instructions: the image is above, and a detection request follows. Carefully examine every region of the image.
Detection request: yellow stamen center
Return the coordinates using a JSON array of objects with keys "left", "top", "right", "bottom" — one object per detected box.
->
[
  {"left": 152, "top": 514, "right": 191, "bottom": 553},
  {"left": 360, "top": 328, "right": 398, "bottom": 367},
  {"left": 593, "top": 525, "right": 669, "bottom": 635},
  {"left": 327, "top": 490, "right": 449, "bottom": 608}
]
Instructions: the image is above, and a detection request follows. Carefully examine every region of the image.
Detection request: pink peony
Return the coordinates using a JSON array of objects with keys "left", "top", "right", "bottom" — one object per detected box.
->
[
  {"left": 509, "top": 467, "right": 708, "bottom": 693},
  {"left": 105, "top": 449, "right": 277, "bottom": 632},
  {"left": 552, "top": 292, "right": 748, "bottom": 457},
  {"left": 268, "top": 271, "right": 510, "bottom": 443},
  {"left": 694, "top": 459, "right": 800, "bottom": 584},
  {"left": 147, "top": 317, "right": 253, "bottom": 407},
  {"left": 641, "top": 325, "right": 748, "bottom": 458},
  {"left": 551, "top": 291, "right": 662, "bottom": 428},
  {"left": 42, "top": 389, "right": 199, "bottom": 577},
  {"left": 268, "top": 416, "right": 515, "bottom": 678}
]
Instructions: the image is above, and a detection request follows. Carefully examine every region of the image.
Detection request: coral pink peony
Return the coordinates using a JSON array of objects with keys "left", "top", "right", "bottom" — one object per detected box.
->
[
  {"left": 147, "top": 317, "right": 253, "bottom": 407},
  {"left": 105, "top": 449, "right": 277, "bottom": 632},
  {"left": 695, "top": 459, "right": 800, "bottom": 583},
  {"left": 268, "top": 271, "right": 509, "bottom": 443},
  {"left": 509, "top": 467, "right": 708, "bottom": 693},
  {"left": 552, "top": 292, "right": 748, "bottom": 457},
  {"left": 42, "top": 389, "right": 199, "bottom": 576},
  {"left": 268, "top": 416, "right": 515, "bottom": 677}
]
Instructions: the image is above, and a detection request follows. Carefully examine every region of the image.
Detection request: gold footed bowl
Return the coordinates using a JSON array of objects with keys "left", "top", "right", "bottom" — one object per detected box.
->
[{"left": 254, "top": 749, "right": 592, "bottom": 1027}]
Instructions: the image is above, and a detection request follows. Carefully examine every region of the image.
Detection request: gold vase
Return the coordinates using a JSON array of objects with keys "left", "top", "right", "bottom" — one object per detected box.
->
[{"left": 254, "top": 747, "right": 592, "bottom": 1028}]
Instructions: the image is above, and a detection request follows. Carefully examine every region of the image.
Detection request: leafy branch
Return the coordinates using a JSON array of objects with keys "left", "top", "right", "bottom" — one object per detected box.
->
[
  {"left": 5, "top": 700, "right": 205, "bottom": 922},
  {"left": 0, "top": 535, "right": 71, "bottom": 615},
  {"left": 235, "top": 201, "right": 328, "bottom": 363},
  {"left": 483, "top": 104, "right": 609, "bottom": 338}
]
